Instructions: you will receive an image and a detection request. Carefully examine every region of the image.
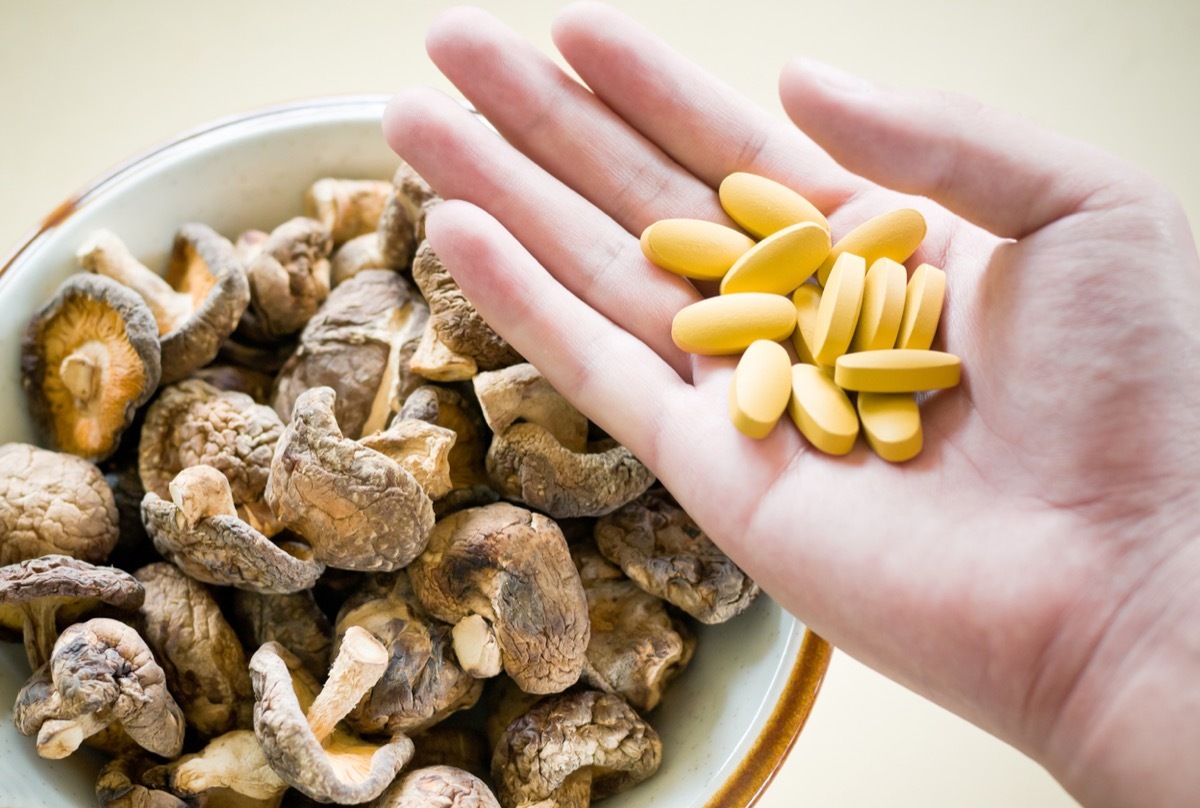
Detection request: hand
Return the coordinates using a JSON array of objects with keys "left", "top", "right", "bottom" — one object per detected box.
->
[{"left": 383, "top": 4, "right": 1200, "bottom": 805}]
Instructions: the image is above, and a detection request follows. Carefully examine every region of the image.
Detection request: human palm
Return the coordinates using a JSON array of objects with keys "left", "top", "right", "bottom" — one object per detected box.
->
[{"left": 385, "top": 4, "right": 1200, "bottom": 805}]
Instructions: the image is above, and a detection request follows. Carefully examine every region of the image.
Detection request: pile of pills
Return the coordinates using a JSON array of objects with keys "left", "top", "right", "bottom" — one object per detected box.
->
[{"left": 642, "top": 173, "right": 961, "bottom": 462}]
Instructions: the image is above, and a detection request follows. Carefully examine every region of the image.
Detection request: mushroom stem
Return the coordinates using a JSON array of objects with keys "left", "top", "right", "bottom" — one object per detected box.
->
[
  {"left": 169, "top": 465, "right": 238, "bottom": 528},
  {"left": 36, "top": 712, "right": 109, "bottom": 759},
  {"left": 59, "top": 344, "right": 105, "bottom": 405},
  {"left": 554, "top": 768, "right": 595, "bottom": 808},
  {"left": 77, "top": 228, "right": 191, "bottom": 334},
  {"left": 452, "top": 614, "right": 503, "bottom": 679},
  {"left": 305, "top": 626, "right": 388, "bottom": 744},
  {"left": 22, "top": 601, "right": 63, "bottom": 670}
]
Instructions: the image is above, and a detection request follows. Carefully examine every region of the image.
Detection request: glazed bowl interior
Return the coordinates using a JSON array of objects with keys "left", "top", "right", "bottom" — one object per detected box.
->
[{"left": 0, "top": 97, "right": 827, "bottom": 808}]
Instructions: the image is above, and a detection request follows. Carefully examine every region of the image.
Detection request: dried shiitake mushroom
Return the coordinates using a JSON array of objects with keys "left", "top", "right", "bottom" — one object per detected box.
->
[
  {"left": 147, "top": 728, "right": 288, "bottom": 802},
  {"left": 96, "top": 754, "right": 189, "bottom": 808},
  {"left": 359, "top": 417, "right": 457, "bottom": 500},
  {"left": 230, "top": 588, "right": 332, "bottom": 681},
  {"left": 0, "top": 443, "right": 120, "bottom": 564},
  {"left": 20, "top": 274, "right": 161, "bottom": 461},
  {"left": 238, "top": 217, "right": 333, "bottom": 340},
  {"left": 305, "top": 178, "right": 393, "bottom": 245},
  {"left": 399, "top": 385, "right": 490, "bottom": 490},
  {"left": 378, "top": 161, "right": 440, "bottom": 269},
  {"left": 408, "top": 726, "right": 491, "bottom": 781},
  {"left": 370, "top": 765, "right": 501, "bottom": 808}
]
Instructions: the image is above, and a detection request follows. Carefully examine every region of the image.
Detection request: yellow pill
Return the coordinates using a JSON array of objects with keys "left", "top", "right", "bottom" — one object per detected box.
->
[
  {"left": 787, "top": 364, "right": 859, "bottom": 456},
  {"left": 719, "top": 172, "right": 830, "bottom": 238},
  {"left": 817, "top": 208, "right": 927, "bottom": 286},
  {"left": 850, "top": 258, "right": 907, "bottom": 352},
  {"left": 640, "top": 219, "right": 757, "bottom": 281},
  {"left": 812, "top": 252, "right": 866, "bottom": 366},
  {"left": 791, "top": 283, "right": 821, "bottom": 366},
  {"left": 834, "top": 349, "right": 961, "bottom": 393},
  {"left": 857, "top": 392, "right": 922, "bottom": 463},
  {"left": 671, "top": 293, "right": 796, "bottom": 355},
  {"left": 720, "top": 222, "right": 830, "bottom": 296},
  {"left": 729, "top": 340, "right": 793, "bottom": 439},
  {"left": 895, "top": 263, "right": 947, "bottom": 350}
]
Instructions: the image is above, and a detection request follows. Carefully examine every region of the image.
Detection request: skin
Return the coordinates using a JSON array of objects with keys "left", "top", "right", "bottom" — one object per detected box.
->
[{"left": 382, "top": 5, "right": 1200, "bottom": 807}]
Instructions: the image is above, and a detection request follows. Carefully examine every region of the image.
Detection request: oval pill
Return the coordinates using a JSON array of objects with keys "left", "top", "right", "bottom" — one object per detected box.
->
[
  {"left": 850, "top": 258, "right": 907, "bottom": 352},
  {"left": 791, "top": 283, "right": 822, "bottom": 366},
  {"left": 719, "top": 173, "right": 830, "bottom": 239},
  {"left": 671, "top": 293, "right": 797, "bottom": 355},
  {"left": 817, "top": 208, "right": 927, "bottom": 286},
  {"left": 895, "top": 263, "right": 947, "bottom": 350},
  {"left": 729, "top": 340, "right": 793, "bottom": 439},
  {"left": 834, "top": 349, "right": 961, "bottom": 393},
  {"left": 720, "top": 222, "right": 830, "bottom": 296},
  {"left": 640, "top": 219, "right": 757, "bottom": 281},
  {"left": 857, "top": 392, "right": 922, "bottom": 462},
  {"left": 787, "top": 364, "right": 859, "bottom": 455},
  {"left": 812, "top": 252, "right": 866, "bottom": 366}
]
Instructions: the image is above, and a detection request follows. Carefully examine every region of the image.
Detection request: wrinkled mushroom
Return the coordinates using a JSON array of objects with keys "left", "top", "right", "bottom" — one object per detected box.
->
[
  {"left": 335, "top": 572, "right": 482, "bottom": 735},
  {"left": 0, "top": 554, "right": 143, "bottom": 669},
  {"left": 238, "top": 217, "right": 333, "bottom": 341},
  {"left": 331, "top": 232, "right": 391, "bottom": 287},
  {"left": 13, "top": 617, "right": 185, "bottom": 759},
  {"left": 147, "top": 729, "right": 289, "bottom": 802},
  {"left": 135, "top": 562, "right": 254, "bottom": 736},
  {"left": 484, "top": 676, "right": 546, "bottom": 753},
  {"left": 96, "top": 754, "right": 188, "bottom": 808},
  {"left": 142, "top": 465, "right": 324, "bottom": 593},
  {"left": 572, "top": 545, "right": 694, "bottom": 712},
  {"left": 360, "top": 417, "right": 457, "bottom": 500},
  {"left": 304, "top": 178, "right": 393, "bottom": 245},
  {"left": 410, "top": 242, "right": 522, "bottom": 381},
  {"left": 399, "top": 385, "right": 490, "bottom": 489},
  {"left": 272, "top": 269, "right": 428, "bottom": 440},
  {"left": 139, "top": 379, "right": 285, "bottom": 536},
  {"left": 378, "top": 161, "right": 440, "bottom": 269},
  {"left": 190, "top": 363, "right": 276, "bottom": 404},
  {"left": 595, "top": 489, "right": 760, "bottom": 624},
  {"left": 408, "top": 726, "right": 491, "bottom": 782},
  {"left": 408, "top": 502, "right": 589, "bottom": 694},
  {"left": 0, "top": 443, "right": 120, "bottom": 564},
  {"left": 230, "top": 588, "right": 332, "bottom": 681},
  {"left": 250, "top": 627, "right": 415, "bottom": 803},
  {"left": 473, "top": 364, "right": 588, "bottom": 452},
  {"left": 267, "top": 386, "right": 434, "bottom": 571},
  {"left": 492, "top": 690, "right": 662, "bottom": 808},
  {"left": 20, "top": 273, "right": 161, "bottom": 460},
  {"left": 370, "top": 766, "right": 501, "bottom": 808},
  {"left": 77, "top": 225, "right": 250, "bottom": 384}
]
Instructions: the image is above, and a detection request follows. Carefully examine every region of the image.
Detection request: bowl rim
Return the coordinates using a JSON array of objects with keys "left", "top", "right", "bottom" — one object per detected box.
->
[{"left": 0, "top": 94, "right": 833, "bottom": 807}]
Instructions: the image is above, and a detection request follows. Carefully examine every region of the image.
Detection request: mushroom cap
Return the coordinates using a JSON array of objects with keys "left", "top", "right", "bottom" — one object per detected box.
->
[
  {"left": 330, "top": 232, "right": 390, "bottom": 287},
  {"left": 371, "top": 765, "right": 501, "bottom": 808},
  {"left": 20, "top": 273, "right": 161, "bottom": 461},
  {"left": 0, "top": 554, "right": 145, "bottom": 668},
  {"left": 491, "top": 690, "right": 662, "bottom": 807},
  {"left": 0, "top": 443, "right": 119, "bottom": 565},
  {"left": 266, "top": 386, "right": 434, "bottom": 571},
  {"left": 145, "top": 728, "right": 287, "bottom": 801},
  {"left": 230, "top": 588, "right": 333, "bottom": 681},
  {"left": 472, "top": 364, "right": 587, "bottom": 452},
  {"left": 241, "top": 216, "right": 333, "bottom": 340},
  {"left": 159, "top": 223, "right": 251, "bottom": 384},
  {"left": 407, "top": 502, "right": 589, "bottom": 694},
  {"left": 399, "top": 385, "right": 490, "bottom": 489},
  {"left": 359, "top": 417, "right": 457, "bottom": 501},
  {"left": 305, "top": 178, "right": 393, "bottom": 245},
  {"left": 139, "top": 379, "right": 285, "bottom": 533},
  {"left": 96, "top": 755, "right": 189, "bottom": 808},
  {"left": 335, "top": 572, "right": 483, "bottom": 735},
  {"left": 135, "top": 563, "right": 254, "bottom": 736},
  {"left": 408, "top": 726, "right": 491, "bottom": 782},
  {"left": 572, "top": 545, "right": 694, "bottom": 712},
  {"left": 377, "top": 161, "right": 440, "bottom": 269},
  {"left": 594, "top": 489, "right": 761, "bottom": 624},
  {"left": 189, "top": 363, "right": 276, "bottom": 404},
  {"left": 487, "top": 426, "right": 656, "bottom": 519},
  {"left": 272, "top": 269, "right": 424, "bottom": 440},
  {"left": 250, "top": 640, "right": 414, "bottom": 804}
]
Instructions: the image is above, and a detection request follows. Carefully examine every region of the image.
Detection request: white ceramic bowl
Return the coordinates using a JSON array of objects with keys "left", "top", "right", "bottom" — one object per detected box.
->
[{"left": 0, "top": 97, "right": 830, "bottom": 808}]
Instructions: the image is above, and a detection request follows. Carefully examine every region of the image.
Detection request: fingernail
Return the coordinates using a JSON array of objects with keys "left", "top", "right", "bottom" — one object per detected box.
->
[{"left": 796, "top": 57, "right": 873, "bottom": 94}]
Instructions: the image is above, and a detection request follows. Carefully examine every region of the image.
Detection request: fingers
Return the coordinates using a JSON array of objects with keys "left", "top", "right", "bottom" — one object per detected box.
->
[
  {"left": 551, "top": 1, "right": 869, "bottom": 213},
  {"left": 424, "top": 6, "right": 726, "bottom": 234},
  {"left": 778, "top": 58, "right": 1129, "bottom": 239},
  {"left": 422, "top": 199, "right": 689, "bottom": 473},
  {"left": 382, "top": 86, "right": 697, "bottom": 377}
]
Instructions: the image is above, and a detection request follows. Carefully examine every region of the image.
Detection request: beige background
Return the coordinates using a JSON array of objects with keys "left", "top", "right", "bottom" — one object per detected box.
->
[{"left": 2, "top": 1, "right": 1196, "bottom": 805}]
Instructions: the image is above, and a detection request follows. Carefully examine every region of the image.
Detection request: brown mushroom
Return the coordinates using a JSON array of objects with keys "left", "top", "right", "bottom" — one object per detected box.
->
[
  {"left": 141, "top": 466, "right": 324, "bottom": 593},
  {"left": 250, "top": 627, "right": 415, "bottom": 803},
  {"left": 304, "top": 178, "right": 394, "bottom": 245},
  {"left": 408, "top": 726, "right": 491, "bottom": 782},
  {"left": 238, "top": 217, "right": 333, "bottom": 341},
  {"left": 139, "top": 379, "right": 285, "bottom": 536},
  {"left": 13, "top": 617, "right": 185, "bottom": 759},
  {"left": 484, "top": 676, "right": 547, "bottom": 753},
  {"left": 473, "top": 364, "right": 588, "bottom": 452},
  {"left": 594, "top": 489, "right": 760, "bottom": 624},
  {"left": 190, "top": 363, "right": 276, "bottom": 404},
  {"left": 271, "top": 269, "right": 428, "bottom": 440},
  {"left": 266, "top": 386, "right": 434, "bottom": 571},
  {"left": 359, "top": 417, "right": 457, "bottom": 500},
  {"left": 102, "top": 458, "right": 159, "bottom": 570},
  {"left": 370, "top": 766, "right": 501, "bottom": 808},
  {"left": 334, "top": 572, "right": 482, "bottom": 735},
  {"left": 572, "top": 545, "right": 694, "bottom": 713},
  {"left": 0, "top": 443, "right": 120, "bottom": 564},
  {"left": 0, "top": 554, "right": 144, "bottom": 669},
  {"left": 147, "top": 729, "right": 289, "bottom": 802},
  {"left": 410, "top": 241, "right": 522, "bottom": 381},
  {"left": 330, "top": 232, "right": 391, "bottom": 287},
  {"left": 217, "top": 333, "right": 298, "bottom": 375},
  {"left": 492, "top": 690, "right": 662, "bottom": 808},
  {"left": 399, "top": 385, "right": 490, "bottom": 490},
  {"left": 135, "top": 562, "right": 254, "bottom": 736},
  {"left": 77, "top": 225, "right": 251, "bottom": 385},
  {"left": 20, "top": 273, "right": 161, "bottom": 461},
  {"left": 230, "top": 589, "right": 333, "bottom": 681},
  {"left": 96, "top": 754, "right": 189, "bottom": 808},
  {"left": 407, "top": 502, "right": 589, "bottom": 694},
  {"left": 377, "top": 161, "right": 440, "bottom": 269}
]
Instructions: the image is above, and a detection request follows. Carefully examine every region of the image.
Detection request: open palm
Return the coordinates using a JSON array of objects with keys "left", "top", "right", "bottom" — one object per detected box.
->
[{"left": 384, "top": 5, "right": 1200, "bottom": 805}]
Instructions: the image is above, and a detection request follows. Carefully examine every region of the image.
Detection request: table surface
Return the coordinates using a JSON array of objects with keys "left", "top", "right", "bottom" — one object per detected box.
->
[{"left": 2, "top": 2, "right": 1196, "bottom": 805}]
